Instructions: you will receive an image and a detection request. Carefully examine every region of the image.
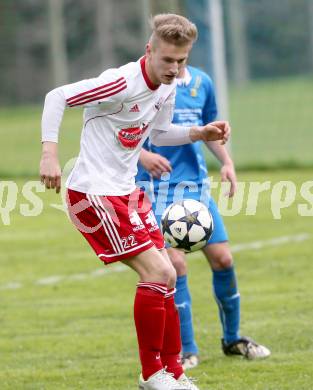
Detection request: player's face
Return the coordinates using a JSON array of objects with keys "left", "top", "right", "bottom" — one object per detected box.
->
[{"left": 146, "top": 39, "right": 191, "bottom": 85}]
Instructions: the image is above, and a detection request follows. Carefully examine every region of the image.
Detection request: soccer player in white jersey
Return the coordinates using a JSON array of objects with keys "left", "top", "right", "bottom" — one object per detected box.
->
[{"left": 40, "top": 14, "right": 230, "bottom": 390}]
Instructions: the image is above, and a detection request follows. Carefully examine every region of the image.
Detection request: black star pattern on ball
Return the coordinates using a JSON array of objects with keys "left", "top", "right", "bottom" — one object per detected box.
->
[{"left": 161, "top": 200, "right": 213, "bottom": 252}]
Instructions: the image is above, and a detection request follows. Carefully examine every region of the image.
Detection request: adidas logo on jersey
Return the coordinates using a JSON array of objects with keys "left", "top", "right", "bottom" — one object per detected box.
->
[{"left": 129, "top": 104, "right": 140, "bottom": 112}]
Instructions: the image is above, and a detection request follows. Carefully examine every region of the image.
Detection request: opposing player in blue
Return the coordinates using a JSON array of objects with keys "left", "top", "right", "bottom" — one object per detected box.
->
[{"left": 136, "top": 64, "right": 271, "bottom": 369}]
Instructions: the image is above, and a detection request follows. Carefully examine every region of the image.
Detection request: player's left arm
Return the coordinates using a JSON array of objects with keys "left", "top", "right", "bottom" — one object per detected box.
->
[
  {"left": 202, "top": 76, "right": 236, "bottom": 197},
  {"left": 150, "top": 88, "right": 228, "bottom": 146},
  {"left": 206, "top": 141, "right": 237, "bottom": 197}
]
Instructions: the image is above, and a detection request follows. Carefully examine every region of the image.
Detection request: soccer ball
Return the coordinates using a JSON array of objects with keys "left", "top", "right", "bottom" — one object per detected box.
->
[{"left": 161, "top": 199, "right": 214, "bottom": 252}]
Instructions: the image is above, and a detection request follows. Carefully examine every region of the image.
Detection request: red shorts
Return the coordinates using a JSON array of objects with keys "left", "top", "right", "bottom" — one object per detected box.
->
[{"left": 66, "top": 188, "right": 165, "bottom": 264}]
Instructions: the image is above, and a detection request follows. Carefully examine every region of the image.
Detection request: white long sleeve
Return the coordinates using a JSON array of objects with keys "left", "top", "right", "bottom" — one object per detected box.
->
[
  {"left": 152, "top": 88, "right": 176, "bottom": 132},
  {"left": 150, "top": 124, "right": 191, "bottom": 146},
  {"left": 41, "top": 87, "right": 66, "bottom": 143},
  {"left": 41, "top": 67, "right": 127, "bottom": 143}
]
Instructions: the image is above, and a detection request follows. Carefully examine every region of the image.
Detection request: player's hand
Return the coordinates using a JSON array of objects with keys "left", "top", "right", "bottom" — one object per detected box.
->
[
  {"left": 209, "top": 121, "right": 231, "bottom": 145},
  {"left": 221, "top": 161, "right": 237, "bottom": 197},
  {"left": 140, "top": 149, "right": 172, "bottom": 179},
  {"left": 40, "top": 142, "right": 62, "bottom": 193},
  {"left": 190, "top": 121, "right": 230, "bottom": 144}
]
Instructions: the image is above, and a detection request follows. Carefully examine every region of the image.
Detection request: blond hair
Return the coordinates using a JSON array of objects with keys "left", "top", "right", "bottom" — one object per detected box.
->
[{"left": 149, "top": 13, "right": 198, "bottom": 47}]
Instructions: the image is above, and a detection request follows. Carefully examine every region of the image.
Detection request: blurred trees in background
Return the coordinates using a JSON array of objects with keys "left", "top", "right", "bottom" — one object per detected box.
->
[
  {"left": 0, "top": 0, "right": 312, "bottom": 104},
  {"left": 242, "top": 0, "right": 313, "bottom": 78}
]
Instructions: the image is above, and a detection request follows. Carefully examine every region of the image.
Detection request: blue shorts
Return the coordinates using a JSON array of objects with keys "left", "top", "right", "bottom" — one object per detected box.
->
[{"left": 152, "top": 192, "right": 228, "bottom": 245}]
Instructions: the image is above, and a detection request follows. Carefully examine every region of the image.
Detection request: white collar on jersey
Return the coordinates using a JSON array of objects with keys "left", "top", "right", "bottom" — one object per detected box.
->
[{"left": 176, "top": 67, "right": 192, "bottom": 87}]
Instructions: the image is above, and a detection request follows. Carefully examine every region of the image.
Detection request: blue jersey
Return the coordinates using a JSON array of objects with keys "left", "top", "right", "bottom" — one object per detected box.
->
[
  {"left": 136, "top": 66, "right": 228, "bottom": 244},
  {"left": 136, "top": 66, "right": 217, "bottom": 199}
]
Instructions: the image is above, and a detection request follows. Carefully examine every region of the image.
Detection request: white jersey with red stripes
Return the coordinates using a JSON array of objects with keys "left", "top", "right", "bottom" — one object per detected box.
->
[{"left": 55, "top": 56, "right": 176, "bottom": 195}]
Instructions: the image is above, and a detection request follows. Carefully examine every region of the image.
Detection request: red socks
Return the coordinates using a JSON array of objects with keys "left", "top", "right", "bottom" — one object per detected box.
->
[
  {"left": 134, "top": 284, "right": 183, "bottom": 381},
  {"left": 134, "top": 282, "right": 167, "bottom": 380},
  {"left": 161, "top": 288, "right": 184, "bottom": 379}
]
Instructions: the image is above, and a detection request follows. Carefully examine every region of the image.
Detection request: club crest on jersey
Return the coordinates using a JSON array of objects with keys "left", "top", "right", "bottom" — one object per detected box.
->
[
  {"left": 115, "top": 122, "right": 149, "bottom": 150},
  {"left": 154, "top": 98, "right": 164, "bottom": 111}
]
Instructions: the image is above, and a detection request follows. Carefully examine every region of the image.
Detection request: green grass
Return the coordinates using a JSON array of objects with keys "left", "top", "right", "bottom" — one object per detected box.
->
[
  {"left": 0, "top": 105, "right": 82, "bottom": 179},
  {"left": 229, "top": 76, "right": 313, "bottom": 168},
  {"left": 204, "top": 75, "right": 313, "bottom": 170},
  {"left": 1, "top": 170, "right": 313, "bottom": 389},
  {"left": 0, "top": 75, "right": 313, "bottom": 178}
]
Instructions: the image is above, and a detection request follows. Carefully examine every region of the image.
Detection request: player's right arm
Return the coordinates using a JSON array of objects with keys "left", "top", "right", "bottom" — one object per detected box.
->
[
  {"left": 40, "top": 141, "right": 62, "bottom": 193},
  {"left": 139, "top": 149, "right": 172, "bottom": 179},
  {"left": 40, "top": 70, "right": 127, "bottom": 192},
  {"left": 40, "top": 86, "right": 66, "bottom": 193}
]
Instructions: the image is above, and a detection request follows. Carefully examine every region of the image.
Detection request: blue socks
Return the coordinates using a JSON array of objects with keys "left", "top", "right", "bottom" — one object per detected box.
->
[
  {"left": 175, "top": 267, "right": 240, "bottom": 353},
  {"left": 174, "top": 275, "right": 198, "bottom": 354},
  {"left": 213, "top": 266, "right": 240, "bottom": 344}
]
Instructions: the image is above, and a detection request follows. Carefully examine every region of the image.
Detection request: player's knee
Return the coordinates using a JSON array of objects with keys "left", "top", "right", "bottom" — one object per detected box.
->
[
  {"left": 167, "top": 248, "right": 187, "bottom": 276},
  {"left": 213, "top": 252, "right": 233, "bottom": 270},
  {"left": 167, "top": 266, "right": 177, "bottom": 289},
  {"left": 155, "top": 262, "right": 176, "bottom": 285}
]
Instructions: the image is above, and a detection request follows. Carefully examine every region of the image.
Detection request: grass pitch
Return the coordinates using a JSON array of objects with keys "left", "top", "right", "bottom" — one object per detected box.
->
[
  {"left": 1, "top": 75, "right": 313, "bottom": 179},
  {"left": 1, "top": 170, "right": 313, "bottom": 389}
]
